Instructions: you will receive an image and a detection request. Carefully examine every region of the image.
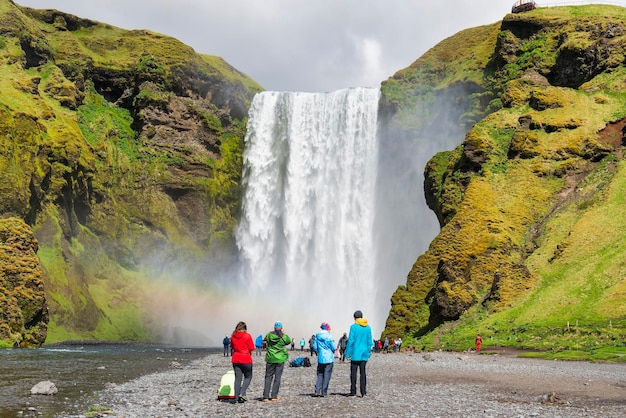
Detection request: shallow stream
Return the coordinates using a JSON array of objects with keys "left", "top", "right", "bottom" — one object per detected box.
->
[{"left": 0, "top": 342, "right": 216, "bottom": 417}]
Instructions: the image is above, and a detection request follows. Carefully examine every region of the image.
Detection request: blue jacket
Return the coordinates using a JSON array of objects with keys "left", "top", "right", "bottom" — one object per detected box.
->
[
  {"left": 345, "top": 318, "right": 373, "bottom": 361},
  {"left": 313, "top": 330, "right": 336, "bottom": 364}
]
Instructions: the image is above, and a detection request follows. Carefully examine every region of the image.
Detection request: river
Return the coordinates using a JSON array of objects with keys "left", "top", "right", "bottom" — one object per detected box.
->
[{"left": 0, "top": 342, "right": 217, "bottom": 417}]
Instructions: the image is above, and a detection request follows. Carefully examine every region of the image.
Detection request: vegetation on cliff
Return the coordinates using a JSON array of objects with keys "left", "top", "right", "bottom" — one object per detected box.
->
[
  {"left": 0, "top": 217, "right": 47, "bottom": 347},
  {"left": 382, "top": 5, "right": 626, "bottom": 360},
  {"left": 0, "top": 0, "right": 262, "bottom": 346}
]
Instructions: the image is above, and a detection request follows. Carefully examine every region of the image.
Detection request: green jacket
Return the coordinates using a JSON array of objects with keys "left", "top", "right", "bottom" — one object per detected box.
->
[{"left": 264, "top": 331, "right": 291, "bottom": 363}]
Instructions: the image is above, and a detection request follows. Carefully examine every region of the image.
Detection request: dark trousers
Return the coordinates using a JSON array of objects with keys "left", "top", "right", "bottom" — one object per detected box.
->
[
  {"left": 350, "top": 360, "right": 367, "bottom": 396},
  {"left": 233, "top": 363, "right": 253, "bottom": 399},
  {"left": 263, "top": 362, "right": 285, "bottom": 399},
  {"left": 315, "top": 362, "right": 334, "bottom": 396}
]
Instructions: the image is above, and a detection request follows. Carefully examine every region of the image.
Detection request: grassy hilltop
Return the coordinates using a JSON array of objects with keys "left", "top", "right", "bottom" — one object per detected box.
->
[
  {"left": 381, "top": 5, "right": 626, "bottom": 360},
  {"left": 0, "top": 0, "right": 261, "bottom": 346}
]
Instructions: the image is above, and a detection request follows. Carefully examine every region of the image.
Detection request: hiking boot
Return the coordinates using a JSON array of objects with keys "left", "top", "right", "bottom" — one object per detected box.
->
[
  {"left": 347, "top": 393, "right": 357, "bottom": 397},
  {"left": 261, "top": 398, "right": 271, "bottom": 402},
  {"left": 270, "top": 397, "right": 280, "bottom": 401},
  {"left": 237, "top": 396, "right": 247, "bottom": 403}
]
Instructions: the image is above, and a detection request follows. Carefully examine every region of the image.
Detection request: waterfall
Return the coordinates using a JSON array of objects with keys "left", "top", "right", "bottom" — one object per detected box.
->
[{"left": 235, "top": 88, "right": 382, "bottom": 336}]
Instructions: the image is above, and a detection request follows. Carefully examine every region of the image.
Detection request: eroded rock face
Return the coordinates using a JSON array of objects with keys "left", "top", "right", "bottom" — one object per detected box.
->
[
  {"left": 383, "top": 7, "right": 626, "bottom": 343},
  {"left": 0, "top": 218, "right": 48, "bottom": 347}
]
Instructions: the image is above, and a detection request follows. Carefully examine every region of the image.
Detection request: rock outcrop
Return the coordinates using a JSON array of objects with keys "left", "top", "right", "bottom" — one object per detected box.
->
[
  {"left": 0, "top": 218, "right": 47, "bottom": 347},
  {"left": 0, "top": 0, "right": 261, "bottom": 344},
  {"left": 382, "top": 5, "right": 626, "bottom": 350}
]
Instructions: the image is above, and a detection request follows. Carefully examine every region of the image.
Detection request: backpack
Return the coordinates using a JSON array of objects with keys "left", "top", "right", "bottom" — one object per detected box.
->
[
  {"left": 303, "top": 357, "right": 311, "bottom": 367},
  {"left": 217, "top": 370, "right": 236, "bottom": 400},
  {"left": 290, "top": 357, "right": 305, "bottom": 367}
]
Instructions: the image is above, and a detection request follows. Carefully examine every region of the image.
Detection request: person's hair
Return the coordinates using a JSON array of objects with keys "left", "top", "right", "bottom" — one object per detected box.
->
[{"left": 232, "top": 321, "right": 247, "bottom": 336}]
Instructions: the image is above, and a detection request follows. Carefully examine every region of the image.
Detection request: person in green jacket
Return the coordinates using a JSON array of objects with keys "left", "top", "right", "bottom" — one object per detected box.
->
[{"left": 262, "top": 321, "right": 292, "bottom": 401}]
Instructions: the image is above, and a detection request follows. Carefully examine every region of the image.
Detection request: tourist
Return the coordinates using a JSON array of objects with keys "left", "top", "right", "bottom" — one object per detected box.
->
[
  {"left": 475, "top": 333, "right": 483, "bottom": 353},
  {"left": 299, "top": 337, "right": 306, "bottom": 351},
  {"left": 230, "top": 321, "right": 255, "bottom": 403},
  {"left": 345, "top": 310, "right": 373, "bottom": 397},
  {"left": 309, "top": 335, "right": 316, "bottom": 356},
  {"left": 338, "top": 332, "right": 348, "bottom": 362},
  {"left": 313, "top": 322, "right": 336, "bottom": 397},
  {"left": 222, "top": 335, "right": 230, "bottom": 357},
  {"left": 255, "top": 334, "right": 263, "bottom": 356},
  {"left": 262, "top": 321, "right": 291, "bottom": 402}
]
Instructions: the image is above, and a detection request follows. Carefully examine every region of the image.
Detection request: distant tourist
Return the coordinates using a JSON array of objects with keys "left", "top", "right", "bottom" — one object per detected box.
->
[
  {"left": 309, "top": 335, "right": 316, "bottom": 356},
  {"left": 230, "top": 321, "right": 255, "bottom": 403},
  {"left": 383, "top": 337, "right": 389, "bottom": 353},
  {"left": 291, "top": 339, "right": 295, "bottom": 351},
  {"left": 475, "top": 334, "right": 483, "bottom": 353},
  {"left": 345, "top": 310, "right": 373, "bottom": 397},
  {"left": 313, "top": 322, "right": 337, "bottom": 397},
  {"left": 338, "top": 332, "right": 348, "bottom": 362},
  {"left": 222, "top": 335, "right": 230, "bottom": 357},
  {"left": 262, "top": 321, "right": 292, "bottom": 402},
  {"left": 299, "top": 337, "right": 306, "bottom": 351},
  {"left": 255, "top": 334, "right": 264, "bottom": 356}
]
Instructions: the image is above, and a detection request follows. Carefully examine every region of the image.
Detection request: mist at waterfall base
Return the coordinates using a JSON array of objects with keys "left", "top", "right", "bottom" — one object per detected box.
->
[{"left": 147, "top": 87, "right": 463, "bottom": 346}]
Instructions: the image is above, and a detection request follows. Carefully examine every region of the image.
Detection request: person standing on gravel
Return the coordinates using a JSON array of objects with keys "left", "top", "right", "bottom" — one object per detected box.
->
[
  {"left": 262, "top": 321, "right": 291, "bottom": 402},
  {"left": 312, "top": 322, "right": 337, "bottom": 397},
  {"left": 255, "top": 334, "right": 264, "bottom": 356},
  {"left": 230, "top": 321, "right": 255, "bottom": 403},
  {"left": 338, "top": 332, "right": 348, "bottom": 362},
  {"left": 222, "top": 335, "right": 231, "bottom": 357},
  {"left": 345, "top": 310, "right": 373, "bottom": 397}
]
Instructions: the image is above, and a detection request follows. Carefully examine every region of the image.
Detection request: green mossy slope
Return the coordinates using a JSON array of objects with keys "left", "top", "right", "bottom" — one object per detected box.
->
[
  {"left": 383, "top": 5, "right": 626, "bottom": 358},
  {"left": 0, "top": 0, "right": 262, "bottom": 346}
]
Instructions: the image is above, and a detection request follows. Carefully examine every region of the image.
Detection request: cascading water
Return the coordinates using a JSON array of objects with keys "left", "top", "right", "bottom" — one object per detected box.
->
[{"left": 236, "top": 88, "right": 382, "bottom": 336}]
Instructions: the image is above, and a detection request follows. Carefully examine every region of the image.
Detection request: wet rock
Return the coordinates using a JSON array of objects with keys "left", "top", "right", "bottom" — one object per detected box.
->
[{"left": 30, "top": 381, "right": 58, "bottom": 395}]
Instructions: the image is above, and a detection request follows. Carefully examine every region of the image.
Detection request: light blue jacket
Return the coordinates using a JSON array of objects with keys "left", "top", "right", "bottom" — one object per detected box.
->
[
  {"left": 313, "top": 330, "right": 336, "bottom": 364},
  {"left": 345, "top": 318, "right": 373, "bottom": 361}
]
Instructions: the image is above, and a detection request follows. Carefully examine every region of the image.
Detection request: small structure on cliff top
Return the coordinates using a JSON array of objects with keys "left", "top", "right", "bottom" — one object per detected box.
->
[{"left": 512, "top": 0, "right": 537, "bottom": 13}]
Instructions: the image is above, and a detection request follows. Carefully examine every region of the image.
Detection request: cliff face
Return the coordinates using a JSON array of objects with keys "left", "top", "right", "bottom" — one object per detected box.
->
[
  {"left": 0, "top": 0, "right": 262, "bottom": 346},
  {"left": 0, "top": 218, "right": 47, "bottom": 347},
  {"left": 382, "top": 5, "right": 626, "bottom": 352}
]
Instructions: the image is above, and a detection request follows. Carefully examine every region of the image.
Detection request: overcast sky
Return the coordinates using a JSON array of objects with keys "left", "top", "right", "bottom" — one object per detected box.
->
[{"left": 15, "top": 1, "right": 513, "bottom": 92}]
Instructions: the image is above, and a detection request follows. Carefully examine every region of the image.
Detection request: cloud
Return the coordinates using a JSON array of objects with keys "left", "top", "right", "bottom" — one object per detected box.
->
[{"left": 17, "top": 0, "right": 510, "bottom": 92}]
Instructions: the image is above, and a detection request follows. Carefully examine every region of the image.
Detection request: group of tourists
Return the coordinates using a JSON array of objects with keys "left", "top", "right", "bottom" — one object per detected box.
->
[
  {"left": 226, "top": 310, "right": 373, "bottom": 404},
  {"left": 371, "top": 336, "right": 402, "bottom": 353}
]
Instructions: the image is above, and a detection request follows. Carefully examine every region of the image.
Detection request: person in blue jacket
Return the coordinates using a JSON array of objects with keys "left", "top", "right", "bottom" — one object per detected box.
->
[
  {"left": 344, "top": 310, "right": 373, "bottom": 397},
  {"left": 312, "top": 322, "right": 336, "bottom": 397},
  {"left": 255, "top": 334, "right": 264, "bottom": 356}
]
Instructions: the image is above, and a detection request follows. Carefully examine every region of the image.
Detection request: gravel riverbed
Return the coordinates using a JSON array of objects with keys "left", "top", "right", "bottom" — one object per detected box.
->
[{"left": 82, "top": 350, "right": 625, "bottom": 417}]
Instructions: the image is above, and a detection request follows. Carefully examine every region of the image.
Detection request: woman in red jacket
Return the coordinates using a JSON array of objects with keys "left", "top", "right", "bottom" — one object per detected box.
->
[{"left": 230, "top": 321, "right": 255, "bottom": 403}]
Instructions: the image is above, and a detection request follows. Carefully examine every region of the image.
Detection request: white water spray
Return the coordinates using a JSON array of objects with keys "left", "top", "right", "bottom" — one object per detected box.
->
[{"left": 236, "top": 88, "right": 381, "bottom": 336}]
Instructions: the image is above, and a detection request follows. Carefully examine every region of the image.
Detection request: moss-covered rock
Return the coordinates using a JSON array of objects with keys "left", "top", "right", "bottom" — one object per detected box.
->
[
  {"left": 0, "top": 0, "right": 262, "bottom": 343},
  {"left": 383, "top": 5, "right": 626, "bottom": 352},
  {"left": 0, "top": 217, "right": 48, "bottom": 347}
]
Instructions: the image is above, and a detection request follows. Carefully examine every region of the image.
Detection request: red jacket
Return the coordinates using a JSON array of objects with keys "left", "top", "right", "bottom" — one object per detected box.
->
[{"left": 231, "top": 331, "right": 254, "bottom": 364}]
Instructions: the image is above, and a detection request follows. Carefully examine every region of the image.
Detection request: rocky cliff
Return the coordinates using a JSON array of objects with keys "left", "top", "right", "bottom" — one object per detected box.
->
[
  {"left": 0, "top": 218, "right": 47, "bottom": 347},
  {"left": 0, "top": 0, "right": 261, "bottom": 346},
  {"left": 382, "top": 5, "right": 626, "bottom": 355}
]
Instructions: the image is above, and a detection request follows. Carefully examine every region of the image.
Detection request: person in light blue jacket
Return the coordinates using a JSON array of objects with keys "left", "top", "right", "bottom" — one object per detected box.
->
[
  {"left": 344, "top": 310, "right": 373, "bottom": 397},
  {"left": 312, "top": 322, "right": 336, "bottom": 397}
]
